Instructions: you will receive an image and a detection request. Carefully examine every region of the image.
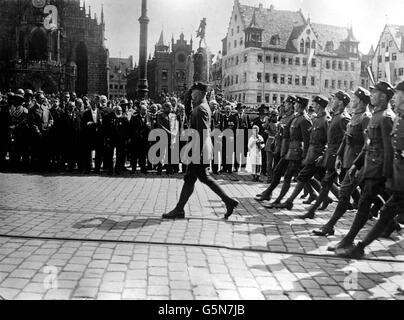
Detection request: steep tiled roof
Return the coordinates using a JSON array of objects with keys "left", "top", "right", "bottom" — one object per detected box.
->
[
  {"left": 238, "top": 4, "right": 305, "bottom": 50},
  {"left": 311, "top": 23, "right": 349, "bottom": 55},
  {"left": 386, "top": 25, "right": 404, "bottom": 52}
]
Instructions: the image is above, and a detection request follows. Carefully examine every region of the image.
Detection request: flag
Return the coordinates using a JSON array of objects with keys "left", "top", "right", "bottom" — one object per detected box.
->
[
  {"left": 306, "top": 48, "right": 315, "bottom": 79},
  {"left": 385, "top": 61, "right": 392, "bottom": 84},
  {"left": 367, "top": 66, "right": 376, "bottom": 86}
]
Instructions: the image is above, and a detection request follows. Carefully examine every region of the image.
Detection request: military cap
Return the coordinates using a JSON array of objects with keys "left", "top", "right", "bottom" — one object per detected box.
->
[
  {"left": 313, "top": 95, "right": 329, "bottom": 109},
  {"left": 120, "top": 98, "right": 129, "bottom": 106},
  {"left": 332, "top": 91, "right": 351, "bottom": 106},
  {"left": 285, "top": 95, "right": 297, "bottom": 104},
  {"left": 190, "top": 82, "right": 209, "bottom": 93},
  {"left": 351, "top": 87, "right": 371, "bottom": 104},
  {"left": 295, "top": 96, "right": 309, "bottom": 108},
  {"left": 14, "top": 89, "right": 25, "bottom": 100},
  {"left": 394, "top": 80, "right": 404, "bottom": 92},
  {"left": 236, "top": 102, "right": 243, "bottom": 110},
  {"left": 369, "top": 81, "right": 395, "bottom": 100},
  {"left": 24, "top": 89, "right": 34, "bottom": 96}
]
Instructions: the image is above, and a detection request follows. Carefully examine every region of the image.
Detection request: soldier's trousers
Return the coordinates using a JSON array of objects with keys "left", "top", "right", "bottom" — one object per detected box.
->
[
  {"left": 360, "top": 192, "right": 404, "bottom": 248},
  {"left": 175, "top": 164, "right": 233, "bottom": 211},
  {"left": 341, "top": 178, "right": 386, "bottom": 244},
  {"left": 261, "top": 158, "right": 290, "bottom": 198},
  {"left": 265, "top": 151, "right": 274, "bottom": 180}
]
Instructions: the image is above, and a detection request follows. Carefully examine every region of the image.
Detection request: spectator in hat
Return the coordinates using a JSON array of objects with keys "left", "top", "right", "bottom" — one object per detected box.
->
[
  {"left": 235, "top": 103, "right": 251, "bottom": 172},
  {"left": 248, "top": 125, "right": 265, "bottom": 181},
  {"left": 252, "top": 104, "right": 269, "bottom": 178}
]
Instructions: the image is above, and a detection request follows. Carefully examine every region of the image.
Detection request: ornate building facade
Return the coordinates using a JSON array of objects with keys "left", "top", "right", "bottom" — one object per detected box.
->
[
  {"left": 222, "top": 0, "right": 362, "bottom": 107},
  {"left": 108, "top": 56, "right": 133, "bottom": 100},
  {"left": 0, "top": 0, "right": 109, "bottom": 96}
]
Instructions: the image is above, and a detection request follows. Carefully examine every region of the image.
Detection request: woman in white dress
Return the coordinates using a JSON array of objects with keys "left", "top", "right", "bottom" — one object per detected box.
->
[{"left": 248, "top": 125, "right": 265, "bottom": 181}]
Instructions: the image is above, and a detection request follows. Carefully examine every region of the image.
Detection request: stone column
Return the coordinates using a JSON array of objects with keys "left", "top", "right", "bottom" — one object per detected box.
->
[
  {"left": 193, "top": 47, "right": 208, "bottom": 83},
  {"left": 137, "top": 0, "right": 149, "bottom": 99}
]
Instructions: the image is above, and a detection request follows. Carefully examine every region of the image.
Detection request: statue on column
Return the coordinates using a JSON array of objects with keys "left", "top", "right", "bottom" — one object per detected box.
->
[{"left": 196, "top": 18, "right": 206, "bottom": 48}]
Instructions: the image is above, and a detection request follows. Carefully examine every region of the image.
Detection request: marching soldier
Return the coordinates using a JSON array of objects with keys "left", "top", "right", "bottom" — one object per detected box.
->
[
  {"left": 313, "top": 88, "right": 372, "bottom": 236},
  {"left": 255, "top": 96, "right": 295, "bottom": 201},
  {"left": 264, "top": 108, "right": 279, "bottom": 183},
  {"left": 337, "top": 80, "right": 404, "bottom": 259},
  {"left": 265, "top": 96, "right": 312, "bottom": 208},
  {"left": 300, "top": 91, "right": 351, "bottom": 219},
  {"left": 277, "top": 95, "right": 330, "bottom": 210},
  {"left": 329, "top": 81, "right": 396, "bottom": 253}
]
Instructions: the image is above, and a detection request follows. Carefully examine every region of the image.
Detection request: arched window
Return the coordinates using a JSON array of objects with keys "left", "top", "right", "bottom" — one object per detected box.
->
[
  {"left": 28, "top": 28, "right": 48, "bottom": 60},
  {"left": 300, "top": 39, "right": 305, "bottom": 53},
  {"left": 311, "top": 40, "right": 316, "bottom": 49},
  {"left": 306, "top": 37, "right": 311, "bottom": 53}
]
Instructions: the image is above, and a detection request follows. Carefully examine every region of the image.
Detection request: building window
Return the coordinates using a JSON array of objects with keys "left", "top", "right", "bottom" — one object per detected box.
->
[
  {"left": 231, "top": 76, "right": 233, "bottom": 85},
  {"left": 243, "top": 72, "right": 247, "bottom": 83},
  {"left": 311, "top": 76, "right": 315, "bottom": 86},
  {"left": 236, "top": 56, "right": 239, "bottom": 65},
  {"left": 326, "top": 60, "right": 330, "bottom": 69},
  {"left": 350, "top": 81, "right": 354, "bottom": 90},
  {"left": 115, "top": 84, "right": 118, "bottom": 89},
  {"left": 281, "top": 56, "right": 286, "bottom": 64},
  {"left": 265, "top": 55, "right": 271, "bottom": 63},
  {"left": 337, "top": 80, "right": 341, "bottom": 89},
  {"left": 257, "top": 94, "right": 262, "bottom": 103},
  {"left": 244, "top": 54, "right": 248, "bottom": 63},
  {"left": 302, "top": 76, "right": 307, "bottom": 86},
  {"left": 257, "top": 72, "right": 262, "bottom": 82},
  {"left": 265, "top": 94, "right": 270, "bottom": 103},
  {"left": 325, "top": 79, "right": 329, "bottom": 88},
  {"left": 389, "top": 41, "right": 393, "bottom": 47},
  {"left": 237, "top": 26, "right": 240, "bottom": 33},
  {"left": 295, "top": 57, "right": 300, "bottom": 66},
  {"left": 311, "top": 58, "right": 316, "bottom": 67},
  {"left": 273, "top": 74, "right": 278, "bottom": 84},
  {"left": 280, "top": 74, "right": 285, "bottom": 84},
  {"left": 361, "top": 79, "right": 365, "bottom": 87},
  {"left": 257, "top": 54, "right": 263, "bottom": 62},
  {"left": 311, "top": 40, "right": 316, "bottom": 49},
  {"left": 243, "top": 93, "right": 246, "bottom": 102},
  {"left": 338, "top": 61, "right": 342, "bottom": 70},
  {"left": 332, "top": 61, "right": 336, "bottom": 70},
  {"left": 270, "top": 35, "right": 280, "bottom": 45},
  {"left": 288, "top": 75, "right": 293, "bottom": 85},
  {"left": 273, "top": 94, "right": 278, "bottom": 104},
  {"left": 231, "top": 29, "right": 234, "bottom": 36},
  {"left": 325, "top": 41, "right": 334, "bottom": 51},
  {"left": 392, "top": 53, "right": 397, "bottom": 61},
  {"left": 109, "top": 84, "right": 113, "bottom": 89},
  {"left": 273, "top": 55, "right": 279, "bottom": 64},
  {"left": 288, "top": 57, "right": 293, "bottom": 65},
  {"left": 399, "top": 68, "right": 404, "bottom": 76},
  {"left": 385, "top": 55, "right": 390, "bottom": 62},
  {"left": 280, "top": 95, "right": 285, "bottom": 103},
  {"left": 234, "top": 40, "right": 237, "bottom": 48},
  {"left": 331, "top": 80, "right": 335, "bottom": 89},
  {"left": 351, "top": 62, "right": 355, "bottom": 71},
  {"left": 300, "top": 39, "right": 305, "bottom": 53},
  {"left": 344, "top": 80, "right": 347, "bottom": 89},
  {"left": 295, "top": 76, "right": 300, "bottom": 86},
  {"left": 265, "top": 73, "right": 270, "bottom": 83},
  {"left": 235, "top": 75, "right": 239, "bottom": 84},
  {"left": 302, "top": 58, "right": 307, "bottom": 66},
  {"left": 378, "top": 56, "right": 382, "bottom": 63}
]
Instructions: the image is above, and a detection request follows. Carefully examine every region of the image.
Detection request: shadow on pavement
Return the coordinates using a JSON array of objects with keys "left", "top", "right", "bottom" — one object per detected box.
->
[{"left": 72, "top": 217, "right": 162, "bottom": 231}]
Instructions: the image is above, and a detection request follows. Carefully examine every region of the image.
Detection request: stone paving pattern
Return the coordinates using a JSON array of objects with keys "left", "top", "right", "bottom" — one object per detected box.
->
[{"left": 0, "top": 172, "right": 403, "bottom": 300}]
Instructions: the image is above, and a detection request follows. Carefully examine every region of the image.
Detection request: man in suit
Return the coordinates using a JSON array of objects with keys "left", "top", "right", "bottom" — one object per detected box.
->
[
  {"left": 235, "top": 103, "right": 251, "bottom": 172},
  {"left": 130, "top": 103, "right": 151, "bottom": 174},
  {"left": 209, "top": 100, "right": 222, "bottom": 174},
  {"left": 252, "top": 104, "right": 269, "bottom": 177},
  {"left": 163, "top": 82, "right": 239, "bottom": 220},
  {"left": 81, "top": 99, "right": 103, "bottom": 173},
  {"left": 221, "top": 104, "right": 238, "bottom": 173}
]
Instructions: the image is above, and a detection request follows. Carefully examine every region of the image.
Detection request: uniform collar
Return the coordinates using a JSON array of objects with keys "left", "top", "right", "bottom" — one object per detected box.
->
[
  {"left": 373, "top": 104, "right": 389, "bottom": 114},
  {"left": 315, "top": 110, "right": 327, "bottom": 118}
]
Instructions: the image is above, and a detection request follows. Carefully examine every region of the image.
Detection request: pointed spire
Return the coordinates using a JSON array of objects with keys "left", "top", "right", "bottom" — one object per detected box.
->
[
  {"left": 157, "top": 30, "right": 165, "bottom": 46},
  {"left": 368, "top": 45, "right": 375, "bottom": 56},
  {"left": 101, "top": 4, "right": 104, "bottom": 25},
  {"left": 88, "top": 5, "right": 91, "bottom": 18},
  {"left": 83, "top": 0, "right": 86, "bottom": 14},
  {"left": 247, "top": 8, "right": 262, "bottom": 30}
]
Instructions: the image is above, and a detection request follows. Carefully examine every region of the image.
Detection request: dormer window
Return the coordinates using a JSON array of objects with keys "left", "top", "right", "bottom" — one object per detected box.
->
[
  {"left": 325, "top": 41, "right": 334, "bottom": 51},
  {"left": 270, "top": 35, "right": 280, "bottom": 45},
  {"left": 300, "top": 39, "right": 304, "bottom": 53}
]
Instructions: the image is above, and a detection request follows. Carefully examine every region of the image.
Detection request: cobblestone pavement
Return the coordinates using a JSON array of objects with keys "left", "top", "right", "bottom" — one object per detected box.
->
[{"left": 0, "top": 172, "right": 403, "bottom": 300}]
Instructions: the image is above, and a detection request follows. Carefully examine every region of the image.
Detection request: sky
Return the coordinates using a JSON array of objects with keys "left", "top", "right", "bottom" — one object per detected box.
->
[{"left": 87, "top": 0, "right": 404, "bottom": 61}]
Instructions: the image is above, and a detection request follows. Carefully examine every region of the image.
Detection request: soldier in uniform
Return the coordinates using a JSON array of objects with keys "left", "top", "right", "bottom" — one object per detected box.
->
[
  {"left": 104, "top": 105, "right": 129, "bottom": 175},
  {"left": 300, "top": 91, "right": 351, "bottom": 219},
  {"left": 329, "top": 81, "right": 396, "bottom": 252},
  {"left": 264, "top": 96, "right": 312, "bottom": 208},
  {"left": 277, "top": 95, "right": 330, "bottom": 210},
  {"left": 163, "top": 82, "right": 239, "bottom": 220},
  {"left": 221, "top": 104, "right": 238, "bottom": 173},
  {"left": 9, "top": 90, "right": 29, "bottom": 170},
  {"left": 255, "top": 96, "right": 295, "bottom": 201},
  {"left": 313, "top": 88, "right": 372, "bottom": 236},
  {"left": 336, "top": 81, "right": 404, "bottom": 259},
  {"left": 28, "top": 91, "right": 54, "bottom": 171},
  {"left": 263, "top": 108, "right": 279, "bottom": 183}
]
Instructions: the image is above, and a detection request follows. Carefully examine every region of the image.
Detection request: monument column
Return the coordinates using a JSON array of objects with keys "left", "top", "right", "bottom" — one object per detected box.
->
[{"left": 137, "top": 0, "right": 149, "bottom": 99}]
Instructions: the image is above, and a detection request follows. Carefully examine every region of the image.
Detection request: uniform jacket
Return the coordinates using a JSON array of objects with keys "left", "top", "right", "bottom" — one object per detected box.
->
[
  {"left": 10, "top": 104, "right": 29, "bottom": 140},
  {"left": 278, "top": 113, "right": 296, "bottom": 157},
  {"left": 354, "top": 106, "right": 395, "bottom": 179},
  {"left": 285, "top": 112, "right": 312, "bottom": 161},
  {"left": 304, "top": 110, "right": 330, "bottom": 165},
  {"left": 322, "top": 110, "right": 350, "bottom": 170},
  {"left": 391, "top": 113, "right": 404, "bottom": 192},
  {"left": 190, "top": 102, "right": 213, "bottom": 163},
  {"left": 337, "top": 108, "right": 371, "bottom": 169}
]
